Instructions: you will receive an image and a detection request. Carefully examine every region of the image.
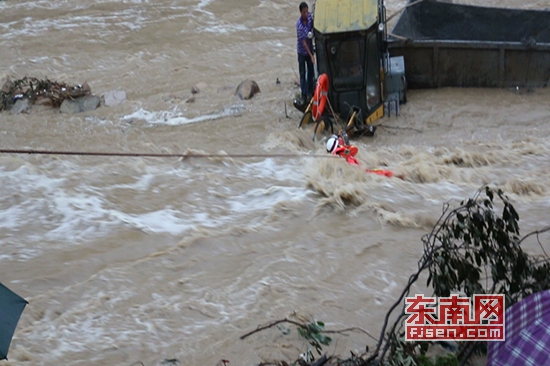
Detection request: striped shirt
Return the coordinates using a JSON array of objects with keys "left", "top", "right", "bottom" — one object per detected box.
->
[{"left": 296, "top": 12, "right": 313, "bottom": 56}]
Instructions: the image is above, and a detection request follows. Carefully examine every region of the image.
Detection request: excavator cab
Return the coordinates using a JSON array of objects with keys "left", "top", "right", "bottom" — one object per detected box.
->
[{"left": 297, "top": 0, "right": 406, "bottom": 139}]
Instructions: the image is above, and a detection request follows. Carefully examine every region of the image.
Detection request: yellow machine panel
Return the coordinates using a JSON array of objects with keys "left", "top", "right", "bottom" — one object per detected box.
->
[{"left": 314, "top": 0, "right": 379, "bottom": 34}]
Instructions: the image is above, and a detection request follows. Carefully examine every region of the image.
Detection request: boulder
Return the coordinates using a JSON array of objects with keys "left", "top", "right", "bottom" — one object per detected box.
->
[
  {"left": 60, "top": 95, "right": 100, "bottom": 114},
  {"left": 101, "top": 90, "right": 126, "bottom": 107},
  {"left": 191, "top": 82, "right": 208, "bottom": 94},
  {"left": 80, "top": 82, "right": 92, "bottom": 95},
  {"left": 1, "top": 78, "right": 12, "bottom": 93},
  {"left": 235, "top": 79, "right": 260, "bottom": 100},
  {"left": 10, "top": 98, "right": 31, "bottom": 114}
]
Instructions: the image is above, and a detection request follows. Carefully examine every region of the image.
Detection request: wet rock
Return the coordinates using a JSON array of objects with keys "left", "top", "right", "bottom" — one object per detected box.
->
[
  {"left": 60, "top": 95, "right": 100, "bottom": 114},
  {"left": 191, "top": 82, "right": 208, "bottom": 94},
  {"left": 80, "top": 96, "right": 101, "bottom": 112},
  {"left": 10, "top": 98, "right": 31, "bottom": 114},
  {"left": 101, "top": 90, "right": 126, "bottom": 107},
  {"left": 80, "top": 82, "right": 92, "bottom": 95},
  {"left": 60, "top": 99, "right": 81, "bottom": 114},
  {"left": 235, "top": 79, "right": 261, "bottom": 100},
  {"left": 1, "top": 78, "right": 12, "bottom": 93}
]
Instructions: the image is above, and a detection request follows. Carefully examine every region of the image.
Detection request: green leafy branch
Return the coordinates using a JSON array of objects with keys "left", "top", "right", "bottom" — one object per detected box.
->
[
  {"left": 367, "top": 186, "right": 550, "bottom": 365},
  {"left": 297, "top": 321, "right": 332, "bottom": 356}
]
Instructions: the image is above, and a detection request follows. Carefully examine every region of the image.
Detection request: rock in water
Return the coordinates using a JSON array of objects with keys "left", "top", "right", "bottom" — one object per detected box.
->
[
  {"left": 191, "top": 82, "right": 208, "bottom": 94},
  {"left": 102, "top": 90, "right": 126, "bottom": 107},
  {"left": 235, "top": 79, "right": 260, "bottom": 100},
  {"left": 60, "top": 96, "right": 100, "bottom": 114},
  {"left": 80, "top": 96, "right": 100, "bottom": 111},
  {"left": 10, "top": 98, "right": 31, "bottom": 114},
  {"left": 1, "top": 78, "right": 12, "bottom": 93}
]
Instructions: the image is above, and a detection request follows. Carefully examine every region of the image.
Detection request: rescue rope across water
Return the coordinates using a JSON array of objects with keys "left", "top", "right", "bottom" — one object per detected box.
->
[{"left": 0, "top": 149, "right": 340, "bottom": 160}]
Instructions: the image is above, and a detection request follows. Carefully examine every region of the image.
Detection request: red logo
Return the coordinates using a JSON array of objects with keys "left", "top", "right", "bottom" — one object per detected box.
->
[{"left": 405, "top": 294, "right": 505, "bottom": 341}]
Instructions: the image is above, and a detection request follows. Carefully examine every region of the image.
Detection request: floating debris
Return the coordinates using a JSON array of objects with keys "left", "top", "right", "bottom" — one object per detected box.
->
[{"left": 0, "top": 76, "right": 92, "bottom": 111}]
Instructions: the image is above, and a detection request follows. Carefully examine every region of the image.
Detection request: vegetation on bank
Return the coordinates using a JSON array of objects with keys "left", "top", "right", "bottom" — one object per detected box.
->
[{"left": 241, "top": 186, "right": 550, "bottom": 366}]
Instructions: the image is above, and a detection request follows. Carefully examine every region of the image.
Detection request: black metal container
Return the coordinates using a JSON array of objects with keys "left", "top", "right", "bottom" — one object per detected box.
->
[{"left": 388, "top": 1, "right": 550, "bottom": 88}]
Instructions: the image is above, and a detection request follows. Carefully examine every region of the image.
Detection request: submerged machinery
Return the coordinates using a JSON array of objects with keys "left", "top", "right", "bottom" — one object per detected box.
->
[
  {"left": 297, "top": 0, "right": 406, "bottom": 139},
  {"left": 297, "top": 0, "right": 550, "bottom": 139}
]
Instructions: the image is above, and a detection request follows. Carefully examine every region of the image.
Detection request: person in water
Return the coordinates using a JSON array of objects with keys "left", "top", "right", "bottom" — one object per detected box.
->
[
  {"left": 326, "top": 131, "right": 396, "bottom": 178},
  {"left": 325, "top": 131, "right": 359, "bottom": 166}
]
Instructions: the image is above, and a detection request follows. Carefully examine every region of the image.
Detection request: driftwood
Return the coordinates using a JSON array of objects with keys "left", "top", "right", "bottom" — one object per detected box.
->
[
  {"left": 240, "top": 318, "right": 377, "bottom": 342},
  {"left": 0, "top": 76, "right": 92, "bottom": 111}
]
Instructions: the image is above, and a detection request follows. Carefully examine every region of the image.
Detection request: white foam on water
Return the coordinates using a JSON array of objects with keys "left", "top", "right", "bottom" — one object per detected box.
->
[
  {"left": 0, "top": 203, "right": 26, "bottom": 230},
  {"left": 198, "top": 23, "right": 249, "bottom": 34},
  {"left": 0, "top": 156, "right": 310, "bottom": 262},
  {"left": 236, "top": 158, "right": 304, "bottom": 182},
  {"left": 2, "top": 0, "right": 151, "bottom": 11},
  {"left": 197, "top": 24, "right": 286, "bottom": 35},
  {"left": 107, "top": 208, "right": 223, "bottom": 235},
  {"left": 121, "top": 105, "right": 244, "bottom": 126},
  {"left": 25, "top": 284, "right": 142, "bottom": 359},
  {"left": 197, "top": 0, "right": 215, "bottom": 9},
  {"left": 22, "top": 270, "right": 278, "bottom": 359},
  {"left": 84, "top": 116, "right": 115, "bottom": 125},
  {"left": 0, "top": 11, "right": 149, "bottom": 40},
  {"left": 228, "top": 186, "right": 311, "bottom": 213}
]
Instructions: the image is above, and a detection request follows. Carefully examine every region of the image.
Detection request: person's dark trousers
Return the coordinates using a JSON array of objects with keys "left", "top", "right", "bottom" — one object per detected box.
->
[{"left": 298, "top": 53, "right": 314, "bottom": 103}]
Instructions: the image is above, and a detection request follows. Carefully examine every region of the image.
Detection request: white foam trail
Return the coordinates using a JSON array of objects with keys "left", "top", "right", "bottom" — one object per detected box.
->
[
  {"left": 197, "top": 24, "right": 286, "bottom": 34},
  {"left": 236, "top": 158, "right": 304, "bottom": 182},
  {"left": 107, "top": 208, "right": 199, "bottom": 235},
  {"left": 197, "top": 0, "right": 215, "bottom": 9},
  {"left": 228, "top": 186, "right": 311, "bottom": 213},
  {"left": 0, "top": 158, "right": 311, "bottom": 261},
  {"left": 0, "top": 11, "right": 148, "bottom": 40},
  {"left": 121, "top": 105, "right": 244, "bottom": 126}
]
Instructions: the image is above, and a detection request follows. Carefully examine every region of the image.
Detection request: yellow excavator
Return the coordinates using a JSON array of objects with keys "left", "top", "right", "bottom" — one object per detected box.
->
[{"left": 296, "top": 0, "right": 406, "bottom": 139}]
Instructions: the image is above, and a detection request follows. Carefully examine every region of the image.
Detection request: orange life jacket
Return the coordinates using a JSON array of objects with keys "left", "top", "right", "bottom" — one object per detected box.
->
[
  {"left": 333, "top": 142, "right": 396, "bottom": 177},
  {"left": 333, "top": 144, "right": 359, "bottom": 165}
]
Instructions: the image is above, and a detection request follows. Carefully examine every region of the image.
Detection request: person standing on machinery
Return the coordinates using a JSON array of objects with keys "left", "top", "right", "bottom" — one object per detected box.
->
[{"left": 296, "top": 2, "right": 315, "bottom": 106}]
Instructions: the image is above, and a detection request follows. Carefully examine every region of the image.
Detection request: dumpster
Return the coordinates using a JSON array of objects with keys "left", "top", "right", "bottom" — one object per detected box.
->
[{"left": 388, "top": 0, "right": 550, "bottom": 88}]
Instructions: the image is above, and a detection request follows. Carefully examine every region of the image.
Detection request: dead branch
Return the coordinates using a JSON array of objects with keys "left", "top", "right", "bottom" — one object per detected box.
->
[
  {"left": 240, "top": 319, "right": 308, "bottom": 340},
  {"left": 321, "top": 327, "right": 377, "bottom": 342},
  {"left": 240, "top": 319, "right": 378, "bottom": 343}
]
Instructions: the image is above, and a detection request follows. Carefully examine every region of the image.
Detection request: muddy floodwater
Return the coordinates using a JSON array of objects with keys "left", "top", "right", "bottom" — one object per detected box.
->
[{"left": 1, "top": 0, "right": 549, "bottom": 365}]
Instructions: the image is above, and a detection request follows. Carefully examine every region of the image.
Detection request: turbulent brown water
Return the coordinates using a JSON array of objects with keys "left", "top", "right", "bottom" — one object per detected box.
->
[{"left": 1, "top": 1, "right": 550, "bottom": 365}]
